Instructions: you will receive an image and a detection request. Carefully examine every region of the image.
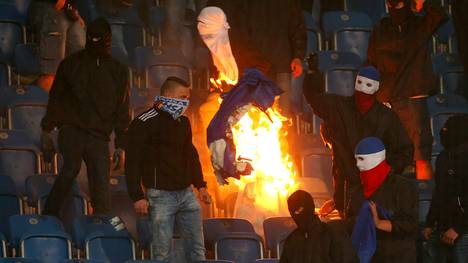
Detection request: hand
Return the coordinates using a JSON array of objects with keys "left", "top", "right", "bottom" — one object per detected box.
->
[
  {"left": 319, "top": 199, "right": 335, "bottom": 216},
  {"left": 370, "top": 201, "right": 393, "bottom": 232},
  {"left": 369, "top": 201, "right": 379, "bottom": 222},
  {"left": 198, "top": 188, "right": 212, "bottom": 205},
  {"left": 291, "top": 58, "right": 303, "bottom": 78},
  {"left": 112, "top": 148, "right": 125, "bottom": 171},
  {"left": 41, "top": 130, "right": 56, "bottom": 163},
  {"left": 422, "top": 227, "right": 433, "bottom": 240},
  {"left": 441, "top": 228, "right": 459, "bottom": 245},
  {"left": 134, "top": 199, "right": 149, "bottom": 215}
]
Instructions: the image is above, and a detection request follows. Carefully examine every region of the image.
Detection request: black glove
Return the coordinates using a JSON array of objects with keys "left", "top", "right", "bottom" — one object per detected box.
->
[{"left": 41, "top": 130, "right": 56, "bottom": 164}]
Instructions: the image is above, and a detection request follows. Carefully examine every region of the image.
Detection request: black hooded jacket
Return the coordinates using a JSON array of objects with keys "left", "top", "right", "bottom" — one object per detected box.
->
[
  {"left": 303, "top": 73, "right": 413, "bottom": 212},
  {"left": 367, "top": 2, "right": 448, "bottom": 102},
  {"left": 41, "top": 18, "right": 130, "bottom": 148}
]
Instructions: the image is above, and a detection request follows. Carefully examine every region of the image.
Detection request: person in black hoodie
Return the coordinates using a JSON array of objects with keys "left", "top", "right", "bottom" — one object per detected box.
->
[
  {"left": 367, "top": 0, "right": 448, "bottom": 180},
  {"left": 41, "top": 17, "right": 130, "bottom": 216},
  {"left": 281, "top": 190, "right": 357, "bottom": 263},
  {"left": 423, "top": 114, "right": 468, "bottom": 263}
]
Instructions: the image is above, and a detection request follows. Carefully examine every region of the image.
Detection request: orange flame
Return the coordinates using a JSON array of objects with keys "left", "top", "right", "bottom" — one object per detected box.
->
[
  {"left": 210, "top": 72, "right": 238, "bottom": 92},
  {"left": 231, "top": 105, "right": 298, "bottom": 215}
]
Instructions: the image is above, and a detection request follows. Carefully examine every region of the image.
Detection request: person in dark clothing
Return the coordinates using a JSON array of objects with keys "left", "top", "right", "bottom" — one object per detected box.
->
[
  {"left": 40, "top": 17, "right": 130, "bottom": 216},
  {"left": 245, "top": 0, "right": 307, "bottom": 115},
  {"left": 452, "top": 0, "right": 468, "bottom": 100},
  {"left": 349, "top": 137, "right": 418, "bottom": 263},
  {"left": 125, "top": 77, "right": 211, "bottom": 261},
  {"left": 197, "top": 6, "right": 273, "bottom": 87},
  {"left": 281, "top": 190, "right": 357, "bottom": 263},
  {"left": 423, "top": 114, "right": 468, "bottom": 263},
  {"left": 367, "top": 0, "right": 449, "bottom": 180},
  {"left": 303, "top": 64, "right": 413, "bottom": 217}
]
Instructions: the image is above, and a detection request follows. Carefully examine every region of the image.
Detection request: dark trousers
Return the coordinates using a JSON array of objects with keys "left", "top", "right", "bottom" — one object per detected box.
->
[
  {"left": 43, "top": 126, "right": 110, "bottom": 216},
  {"left": 391, "top": 98, "right": 433, "bottom": 161}
]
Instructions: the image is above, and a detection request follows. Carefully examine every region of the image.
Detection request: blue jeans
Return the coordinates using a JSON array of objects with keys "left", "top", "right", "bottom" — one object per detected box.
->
[
  {"left": 30, "top": 2, "right": 85, "bottom": 74},
  {"left": 147, "top": 187, "right": 205, "bottom": 262},
  {"left": 424, "top": 231, "right": 468, "bottom": 263}
]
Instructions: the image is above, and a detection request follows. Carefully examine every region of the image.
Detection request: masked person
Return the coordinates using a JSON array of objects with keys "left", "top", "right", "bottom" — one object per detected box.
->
[
  {"left": 40, "top": 17, "right": 130, "bottom": 216},
  {"left": 125, "top": 76, "right": 212, "bottom": 261},
  {"left": 197, "top": 6, "right": 273, "bottom": 87},
  {"left": 303, "top": 65, "right": 413, "bottom": 217},
  {"left": 349, "top": 137, "right": 418, "bottom": 263},
  {"left": 281, "top": 190, "right": 356, "bottom": 263},
  {"left": 367, "top": 0, "right": 448, "bottom": 180},
  {"left": 423, "top": 114, "right": 468, "bottom": 263}
]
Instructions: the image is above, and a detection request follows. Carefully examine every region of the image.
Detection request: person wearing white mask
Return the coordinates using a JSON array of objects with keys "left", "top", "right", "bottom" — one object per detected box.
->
[{"left": 125, "top": 76, "right": 212, "bottom": 261}]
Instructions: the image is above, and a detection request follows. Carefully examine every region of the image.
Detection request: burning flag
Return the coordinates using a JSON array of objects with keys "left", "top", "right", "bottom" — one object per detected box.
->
[{"left": 207, "top": 68, "right": 298, "bottom": 219}]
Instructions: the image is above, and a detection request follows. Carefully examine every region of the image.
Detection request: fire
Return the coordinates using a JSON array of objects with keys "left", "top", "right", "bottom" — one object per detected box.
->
[
  {"left": 231, "top": 105, "right": 298, "bottom": 215},
  {"left": 209, "top": 72, "right": 238, "bottom": 92}
]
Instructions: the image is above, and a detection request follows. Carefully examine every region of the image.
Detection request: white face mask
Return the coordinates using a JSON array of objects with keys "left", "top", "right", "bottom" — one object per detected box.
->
[
  {"left": 355, "top": 150, "right": 386, "bottom": 172},
  {"left": 355, "top": 76, "right": 380, "bottom": 95}
]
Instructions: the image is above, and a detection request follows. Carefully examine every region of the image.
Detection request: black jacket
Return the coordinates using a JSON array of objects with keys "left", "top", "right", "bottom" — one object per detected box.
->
[
  {"left": 41, "top": 49, "right": 130, "bottom": 148},
  {"left": 348, "top": 173, "right": 419, "bottom": 263},
  {"left": 425, "top": 142, "right": 468, "bottom": 235},
  {"left": 125, "top": 107, "right": 206, "bottom": 202},
  {"left": 303, "top": 74, "right": 413, "bottom": 212},
  {"left": 367, "top": 2, "right": 448, "bottom": 102},
  {"left": 281, "top": 217, "right": 357, "bottom": 263}
]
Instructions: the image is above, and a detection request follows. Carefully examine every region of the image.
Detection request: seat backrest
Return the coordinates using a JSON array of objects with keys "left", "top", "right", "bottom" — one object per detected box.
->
[
  {"left": 325, "top": 69, "right": 358, "bottom": 96},
  {"left": 8, "top": 214, "right": 65, "bottom": 247},
  {"left": 14, "top": 43, "right": 40, "bottom": 76},
  {"left": 0, "top": 175, "right": 22, "bottom": 235},
  {"left": 254, "top": 260, "right": 279, "bottom": 263},
  {"left": 0, "top": 129, "right": 40, "bottom": 195},
  {"left": 214, "top": 232, "right": 263, "bottom": 263},
  {"left": 0, "top": 231, "right": 5, "bottom": 257},
  {"left": 263, "top": 217, "right": 296, "bottom": 254},
  {"left": 109, "top": 20, "right": 145, "bottom": 63},
  {"left": 0, "top": 63, "right": 10, "bottom": 87},
  {"left": 72, "top": 215, "right": 133, "bottom": 248},
  {"left": 0, "top": 21, "right": 24, "bottom": 63},
  {"left": 203, "top": 218, "right": 255, "bottom": 250},
  {"left": 346, "top": 0, "right": 387, "bottom": 24},
  {"left": 418, "top": 200, "right": 432, "bottom": 225},
  {"left": 0, "top": 258, "right": 43, "bottom": 263},
  {"left": 21, "top": 232, "right": 71, "bottom": 263}
]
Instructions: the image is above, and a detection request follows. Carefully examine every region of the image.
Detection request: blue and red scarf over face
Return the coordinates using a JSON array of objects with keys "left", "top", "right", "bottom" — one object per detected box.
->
[{"left": 154, "top": 96, "right": 190, "bottom": 119}]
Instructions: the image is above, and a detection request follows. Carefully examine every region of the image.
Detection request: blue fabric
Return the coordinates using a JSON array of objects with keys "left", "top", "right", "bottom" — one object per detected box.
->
[
  {"left": 351, "top": 201, "right": 393, "bottom": 263},
  {"left": 355, "top": 137, "right": 385, "bottom": 155},
  {"left": 358, "top": 66, "right": 380, "bottom": 81},
  {"left": 206, "top": 68, "right": 283, "bottom": 177}
]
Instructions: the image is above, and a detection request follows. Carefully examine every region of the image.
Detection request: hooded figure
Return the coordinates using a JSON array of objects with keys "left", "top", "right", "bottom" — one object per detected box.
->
[
  {"left": 302, "top": 65, "right": 412, "bottom": 216},
  {"left": 281, "top": 190, "right": 355, "bottom": 263},
  {"left": 387, "top": 0, "right": 412, "bottom": 25},
  {"left": 347, "top": 137, "right": 418, "bottom": 263},
  {"left": 424, "top": 115, "right": 468, "bottom": 263},
  {"left": 86, "top": 17, "right": 112, "bottom": 59}
]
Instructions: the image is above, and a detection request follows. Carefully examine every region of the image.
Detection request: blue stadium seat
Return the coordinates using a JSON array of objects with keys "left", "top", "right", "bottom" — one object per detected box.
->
[
  {"left": 8, "top": 215, "right": 71, "bottom": 263},
  {"left": 134, "top": 46, "right": 191, "bottom": 91},
  {"left": 0, "top": 232, "right": 6, "bottom": 257},
  {"left": 0, "top": 0, "right": 31, "bottom": 23},
  {"left": 148, "top": 6, "right": 166, "bottom": 36},
  {"left": 0, "top": 129, "right": 40, "bottom": 195},
  {"left": 263, "top": 217, "right": 296, "bottom": 258},
  {"left": 74, "top": 0, "right": 98, "bottom": 24},
  {"left": 109, "top": 19, "right": 146, "bottom": 65},
  {"left": 3, "top": 85, "right": 48, "bottom": 146},
  {"left": 0, "top": 175, "right": 23, "bottom": 236},
  {"left": 14, "top": 43, "right": 40, "bottom": 76},
  {"left": 318, "top": 51, "right": 361, "bottom": 96},
  {"left": 0, "top": 10, "right": 25, "bottom": 63},
  {"left": 322, "top": 11, "right": 372, "bottom": 62},
  {"left": 203, "top": 218, "right": 255, "bottom": 251},
  {"left": 72, "top": 215, "right": 136, "bottom": 263},
  {"left": 433, "top": 19, "right": 458, "bottom": 54},
  {"left": 112, "top": 45, "right": 129, "bottom": 66},
  {"left": 303, "top": 12, "right": 322, "bottom": 54},
  {"left": 254, "top": 260, "right": 279, "bottom": 263},
  {"left": 432, "top": 53, "right": 466, "bottom": 96},
  {"left": 415, "top": 179, "right": 435, "bottom": 201},
  {"left": 214, "top": 232, "right": 264, "bottom": 263},
  {"left": 135, "top": 216, "right": 151, "bottom": 251},
  {"left": 300, "top": 146, "right": 334, "bottom": 199},
  {"left": 0, "top": 62, "right": 11, "bottom": 87},
  {"left": 418, "top": 200, "right": 431, "bottom": 227},
  {"left": 130, "top": 87, "right": 150, "bottom": 118},
  {"left": 124, "top": 260, "right": 165, "bottom": 263},
  {"left": 427, "top": 94, "right": 468, "bottom": 154},
  {"left": 0, "top": 259, "right": 42, "bottom": 263},
  {"left": 347, "top": 0, "right": 387, "bottom": 24},
  {"left": 24, "top": 175, "right": 87, "bottom": 215}
]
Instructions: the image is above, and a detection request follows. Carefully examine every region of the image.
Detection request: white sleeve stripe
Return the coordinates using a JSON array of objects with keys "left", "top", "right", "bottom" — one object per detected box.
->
[{"left": 138, "top": 109, "right": 158, "bottom": 121}]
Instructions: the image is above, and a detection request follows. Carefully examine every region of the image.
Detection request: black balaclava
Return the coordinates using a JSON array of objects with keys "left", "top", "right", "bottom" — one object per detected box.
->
[
  {"left": 86, "top": 17, "right": 112, "bottom": 58},
  {"left": 387, "top": 0, "right": 412, "bottom": 25},
  {"left": 287, "top": 190, "right": 317, "bottom": 232},
  {"left": 440, "top": 114, "right": 468, "bottom": 151}
]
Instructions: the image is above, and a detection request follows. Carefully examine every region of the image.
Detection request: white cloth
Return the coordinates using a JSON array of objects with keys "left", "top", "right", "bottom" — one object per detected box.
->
[
  {"left": 355, "top": 150, "right": 386, "bottom": 172},
  {"left": 355, "top": 75, "right": 380, "bottom": 95},
  {"left": 197, "top": 6, "right": 239, "bottom": 83}
]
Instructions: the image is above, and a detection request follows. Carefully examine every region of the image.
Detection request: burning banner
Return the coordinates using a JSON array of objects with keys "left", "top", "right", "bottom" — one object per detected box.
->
[{"left": 207, "top": 68, "right": 298, "bottom": 224}]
